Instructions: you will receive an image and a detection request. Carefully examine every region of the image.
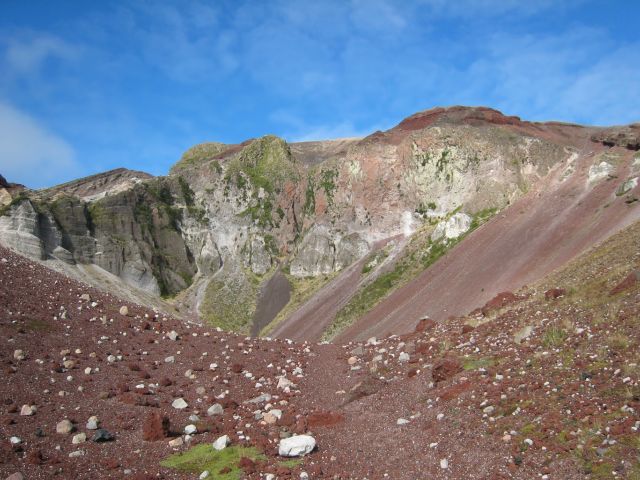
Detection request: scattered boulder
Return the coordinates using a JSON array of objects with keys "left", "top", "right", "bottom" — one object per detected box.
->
[
  {"left": 207, "top": 403, "right": 223, "bottom": 416},
  {"left": 278, "top": 434, "right": 316, "bottom": 457},
  {"left": 92, "top": 429, "right": 114, "bottom": 442},
  {"left": 86, "top": 416, "right": 99, "bottom": 430},
  {"left": 172, "top": 398, "right": 188, "bottom": 410},
  {"left": 19, "top": 405, "right": 35, "bottom": 416},
  {"left": 212, "top": 435, "right": 230, "bottom": 451},
  {"left": 56, "top": 419, "right": 74, "bottom": 435}
]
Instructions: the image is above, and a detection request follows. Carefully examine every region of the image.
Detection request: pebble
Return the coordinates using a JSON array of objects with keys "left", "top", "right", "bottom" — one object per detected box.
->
[
  {"left": 213, "top": 434, "right": 230, "bottom": 451},
  {"left": 168, "top": 330, "right": 179, "bottom": 341},
  {"left": 119, "top": 306, "right": 128, "bottom": 316},
  {"left": 399, "top": 352, "right": 410, "bottom": 362},
  {"left": 72, "top": 433, "right": 87, "bottom": 444},
  {"left": 13, "top": 350, "right": 25, "bottom": 361},
  {"left": 207, "top": 403, "right": 223, "bottom": 416},
  {"left": 172, "top": 398, "right": 188, "bottom": 409},
  {"left": 396, "top": 418, "right": 410, "bottom": 425},
  {"left": 184, "top": 424, "right": 197, "bottom": 435},
  {"left": 56, "top": 419, "right": 74, "bottom": 434},
  {"left": 20, "top": 404, "right": 36, "bottom": 416},
  {"left": 92, "top": 429, "right": 114, "bottom": 442},
  {"left": 86, "top": 416, "right": 99, "bottom": 430},
  {"left": 278, "top": 435, "right": 316, "bottom": 457},
  {"left": 9, "top": 436, "right": 22, "bottom": 445},
  {"left": 440, "top": 458, "right": 449, "bottom": 469},
  {"left": 199, "top": 472, "right": 210, "bottom": 479},
  {"left": 164, "top": 356, "right": 175, "bottom": 363},
  {"left": 5, "top": 473, "right": 25, "bottom": 480},
  {"left": 68, "top": 450, "right": 84, "bottom": 458},
  {"left": 168, "top": 437, "right": 184, "bottom": 447}
]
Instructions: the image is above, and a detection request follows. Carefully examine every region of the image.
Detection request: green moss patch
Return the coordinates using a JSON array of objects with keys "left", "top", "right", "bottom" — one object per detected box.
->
[{"left": 160, "top": 444, "right": 264, "bottom": 479}]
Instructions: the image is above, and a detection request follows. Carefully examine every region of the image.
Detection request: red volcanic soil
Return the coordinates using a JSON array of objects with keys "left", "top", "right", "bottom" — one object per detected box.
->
[
  {"left": 339, "top": 145, "right": 640, "bottom": 342},
  {"left": 2, "top": 213, "right": 640, "bottom": 480}
]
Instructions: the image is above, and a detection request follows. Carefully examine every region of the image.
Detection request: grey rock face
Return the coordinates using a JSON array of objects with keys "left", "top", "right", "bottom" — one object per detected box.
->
[
  {"left": 290, "top": 226, "right": 336, "bottom": 277},
  {"left": 0, "top": 200, "right": 45, "bottom": 259}
]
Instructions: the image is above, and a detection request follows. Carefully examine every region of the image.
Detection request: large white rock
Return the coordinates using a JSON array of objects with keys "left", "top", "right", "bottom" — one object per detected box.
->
[
  {"left": 212, "top": 434, "right": 230, "bottom": 451},
  {"left": 278, "top": 435, "right": 316, "bottom": 457},
  {"left": 172, "top": 398, "right": 188, "bottom": 409},
  {"left": 431, "top": 213, "right": 472, "bottom": 242}
]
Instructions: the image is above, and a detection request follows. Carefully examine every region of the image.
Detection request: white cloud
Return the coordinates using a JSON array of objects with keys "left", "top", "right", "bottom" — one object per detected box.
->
[
  {"left": 0, "top": 102, "right": 79, "bottom": 188},
  {"left": 4, "top": 33, "right": 78, "bottom": 74}
]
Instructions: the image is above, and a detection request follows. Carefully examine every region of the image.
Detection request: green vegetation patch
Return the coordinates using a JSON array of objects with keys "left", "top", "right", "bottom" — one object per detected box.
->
[
  {"left": 171, "top": 142, "right": 227, "bottom": 173},
  {"left": 200, "top": 269, "right": 259, "bottom": 334},
  {"left": 462, "top": 357, "right": 496, "bottom": 371},
  {"left": 226, "top": 135, "right": 298, "bottom": 195},
  {"left": 160, "top": 444, "right": 264, "bottom": 479}
]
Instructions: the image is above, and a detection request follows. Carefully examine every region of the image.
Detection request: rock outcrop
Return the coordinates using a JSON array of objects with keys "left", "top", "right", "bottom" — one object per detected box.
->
[{"left": 1, "top": 106, "right": 630, "bottom": 337}]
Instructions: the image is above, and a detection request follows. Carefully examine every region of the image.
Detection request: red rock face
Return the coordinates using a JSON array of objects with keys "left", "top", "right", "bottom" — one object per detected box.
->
[
  {"left": 544, "top": 288, "right": 566, "bottom": 300},
  {"left": 481, "top": 291, "right": 520, "bottom": 316},
  {"left": 141, "top": 412, "right": 170, "bottom": 441},
  {"left": 414, "top": 317, "right": 436, "bottom": 333},
  {"left": 432, "top": 357, "right": 463, "bottom": 383}
]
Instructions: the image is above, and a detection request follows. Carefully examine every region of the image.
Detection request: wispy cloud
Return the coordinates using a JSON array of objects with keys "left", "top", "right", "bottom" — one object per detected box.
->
[
  {"left": 0, "top": 102, "right": 80, "bottom": 188},
  {"left": 3, "top": 32, "right": 79, "bottom": 74}
]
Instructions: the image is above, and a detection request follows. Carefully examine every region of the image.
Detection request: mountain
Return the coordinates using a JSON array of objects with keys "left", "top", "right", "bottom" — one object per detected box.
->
[{"left": 0, "top": 106, "right": 639, "bottom": 343}]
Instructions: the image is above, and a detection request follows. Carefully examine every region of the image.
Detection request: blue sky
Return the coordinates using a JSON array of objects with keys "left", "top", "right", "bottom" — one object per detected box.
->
[{"left": 1, "top": 1, "right": 639, "bottom": 188}]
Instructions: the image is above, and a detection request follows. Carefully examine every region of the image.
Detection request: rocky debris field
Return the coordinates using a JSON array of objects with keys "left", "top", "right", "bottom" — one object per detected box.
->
[{"left": 1, "top": 216, "right": 640, "bottom": 479}]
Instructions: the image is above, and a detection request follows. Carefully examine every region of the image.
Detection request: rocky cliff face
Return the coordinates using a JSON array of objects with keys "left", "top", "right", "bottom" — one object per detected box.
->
[{"left": 1, "top": 106, "right": 630, "bottom": 336}]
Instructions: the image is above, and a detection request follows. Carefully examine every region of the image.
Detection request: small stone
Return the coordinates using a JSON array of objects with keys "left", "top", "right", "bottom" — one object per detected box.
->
[
  {"left": 263, "top": 412, "right": 278, "bottom": 424},
  {"left": 172, "top": 398, "right": 188, "bottom": 410},
  {"left": 68, "top": 450, "right": 84, "bottom": 458},
  {"left": 399, "top": 352, "right": 410, "bottom": 362},
  {"left": 56, "top": 419, "right": 74, "bottom": 434},
  {"left": 20, "top": 404, "right": 36, "bottom": 416},
  {"left": 168, "top": 437, "right": 184, "bottom": 447},
  {"left": 184, "top": 424, "right": 197, "bottom": 435},
  {"left": 86, "top": 416, "right": 99, "bottom": 430},
  {"left": 13, "top": 350, "right": 25, "bottom": 361},
  {"left": 207, "top": 403, "right": 223, "bottom": 416},
  {"left": 277, "top": 377, "right": 294, "bottom": 390},
  {"left": 119, "top": 306, "right": 129, "bottom": 316},
  {"left": 164, "top": 356, "right": 175, "bottom": 364},
  {"left": 397, "top": 418, "right": 410, "bottom": 425},
  {"left": 72, "top": 432, "right": 86, "bottom": 444},
  {"left": 167, "top": 330, "right": 179, "bottom": 341},
  {"left": 199, "top": 472, "right": 210, "bottom": 480},
  {"left": 278, "top": 435, "right": 316, "bottom": 457},
  {"left": 440, "top": 458, "right": 449, "bottom": 469},
  {"left": 347, "top": 356, "right": 358, "bottom": 365},
  {"left": 483, "top": 406, "right": 495, "bottom": 414},
  {"left": 213, "top": 434, "right": 230, "bottom": 451},
  {"left": 9, "top": 436, "right": 21, "bottom": 445},
  {"left": 5, "top": 473, "right": 25, "bottom": 480},
  {"left": 80, "top": 293, "right": 91, "bottom": 301},
  {"left": 92, "top": 429, "right": 114, "bottom": 442}
]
